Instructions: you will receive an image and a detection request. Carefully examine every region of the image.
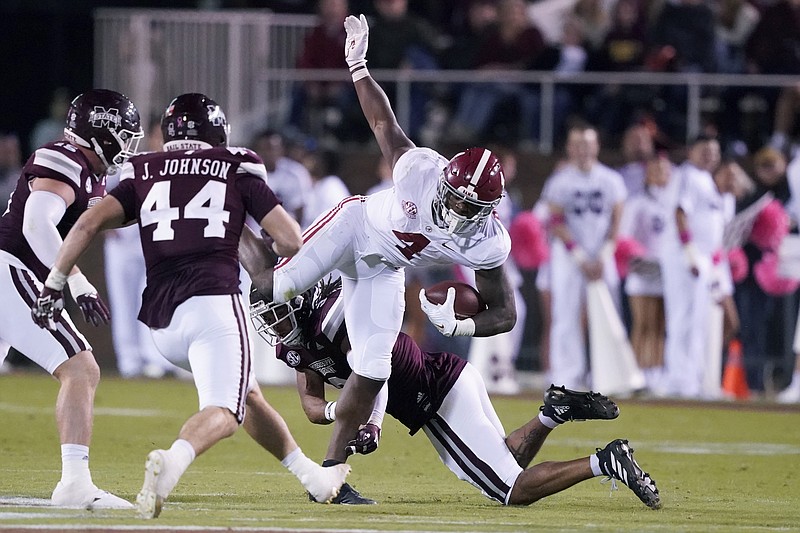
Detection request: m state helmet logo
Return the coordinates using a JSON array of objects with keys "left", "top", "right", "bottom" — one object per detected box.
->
[
  {"left": 90, "top": 107, "right": 121, "bottom": 129},
  {"left": 286, "top": 350, "right": 301, "bottom": 367}
]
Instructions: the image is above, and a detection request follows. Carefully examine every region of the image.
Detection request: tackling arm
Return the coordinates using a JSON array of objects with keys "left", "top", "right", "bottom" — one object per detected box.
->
[{"left": 296, "top": 370, "right": 332, "bottom": 425}]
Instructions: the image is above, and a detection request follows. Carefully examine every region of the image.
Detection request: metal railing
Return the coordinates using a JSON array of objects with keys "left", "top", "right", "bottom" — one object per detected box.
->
[{"left": 95, "top": 9, "right": 800, "bottom": 152}]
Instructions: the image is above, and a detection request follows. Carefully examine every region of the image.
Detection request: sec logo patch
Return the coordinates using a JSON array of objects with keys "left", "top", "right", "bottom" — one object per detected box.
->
[{"left": 286, "top": 350, "right": 301, "bottom": 367}]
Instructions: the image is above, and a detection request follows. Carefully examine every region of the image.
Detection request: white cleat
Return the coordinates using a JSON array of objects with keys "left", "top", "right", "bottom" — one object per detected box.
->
[
  {"left": 304, "top": 463, "right": 351, "bottom": 504},
  {"left": 51, "top": 481, "right": 133, "bottom": 509},
  {"left": 135, "top": 449, "right": 176, "bottom": 519}
]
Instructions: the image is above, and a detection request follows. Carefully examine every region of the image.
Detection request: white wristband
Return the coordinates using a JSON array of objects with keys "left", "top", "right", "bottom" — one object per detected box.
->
[
  {"left": 349, "top": 62, "right": 369, "bottom": 82},
  {"left": 324, "top": 401, "right": 337, "bottom": 422},
  {"left": 67, "top": 272, "right": 95, "bottom": 296},
  {"left": 44, "top": 268, "right": 69, "bottom": 291},
  {"left": 452, "top": 318, "right": 476, "bottom": 337}
]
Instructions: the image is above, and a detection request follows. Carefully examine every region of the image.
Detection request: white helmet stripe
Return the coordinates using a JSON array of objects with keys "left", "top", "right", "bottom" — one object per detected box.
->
[{"left": 468, "top": 149, "right": 492, "bottom": 191}]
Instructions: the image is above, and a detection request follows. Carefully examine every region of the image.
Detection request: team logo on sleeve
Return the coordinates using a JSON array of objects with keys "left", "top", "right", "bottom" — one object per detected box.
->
[
  {"left": 402, "top": 200, "right": 418, "bottom": 219},
  {"left": 285, "top": 350, "right": 301, "bottom": 367}
]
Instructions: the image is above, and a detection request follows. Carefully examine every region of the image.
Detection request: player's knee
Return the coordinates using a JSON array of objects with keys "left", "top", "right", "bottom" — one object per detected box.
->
[{"left": 54, "top": 351, "right": 100, "bottom": 388}]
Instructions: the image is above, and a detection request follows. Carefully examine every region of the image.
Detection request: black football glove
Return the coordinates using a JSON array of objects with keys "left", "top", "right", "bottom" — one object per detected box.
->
[
  {"left": 31, "top": 286, "right": 65, "bottom": 331},
  {"left": 345, "top": 423, "right": 381, "bottom": 456}
]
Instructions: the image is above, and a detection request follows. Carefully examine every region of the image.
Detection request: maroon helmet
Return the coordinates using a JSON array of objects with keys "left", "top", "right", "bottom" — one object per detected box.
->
[
  {"left": 161, "top": 93, "right": 229, "bottom": 149},
  {"left": 63, "top": 89, "right": 143, "bottom": 171},
  {"left": 434, "top": 147, "right": 505, "bottom": 234}
]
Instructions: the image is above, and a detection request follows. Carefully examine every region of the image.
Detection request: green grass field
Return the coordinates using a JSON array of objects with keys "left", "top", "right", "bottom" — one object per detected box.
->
[{"left": 1, "top": 372, "right": 799, "bottom": 532}]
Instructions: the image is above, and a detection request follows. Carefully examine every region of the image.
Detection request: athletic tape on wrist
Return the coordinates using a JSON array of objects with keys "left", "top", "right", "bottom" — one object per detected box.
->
[
  {"left": 324, "top": 401, "right": 337, "bottom": 422},
  {"left": 45, "top": 269, "right": 68, "bottom": 291}
]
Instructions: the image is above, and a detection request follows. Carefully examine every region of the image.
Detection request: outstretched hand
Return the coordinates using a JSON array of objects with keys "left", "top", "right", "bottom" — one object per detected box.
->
[{"left": 344, "top": 14, "right": 369, "bottom": 71}]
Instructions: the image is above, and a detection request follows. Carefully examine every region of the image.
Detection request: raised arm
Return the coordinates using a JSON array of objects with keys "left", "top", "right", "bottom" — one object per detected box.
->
[{"left": 344, "top": 14, "right": 414, "bottom": 170}]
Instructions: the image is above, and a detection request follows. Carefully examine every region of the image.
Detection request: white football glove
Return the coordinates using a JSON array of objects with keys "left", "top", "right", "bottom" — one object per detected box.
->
[
  {"left": 419, "top": 287, "right": 458, "bottom": 337},
  {"left": 344, "top": 14, "right": 369, "bottom": 81}
]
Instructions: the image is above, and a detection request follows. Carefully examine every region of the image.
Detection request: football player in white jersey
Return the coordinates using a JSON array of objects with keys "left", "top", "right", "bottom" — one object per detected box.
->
[
  {"left": 241, "top": 13, "right": 516, "bottom": 471},
  {"left": 546, "top": 124, "right": 627, "bottom": 389},
  {"left": 659, "top": 135, "right": 725, "bottom": 398}
]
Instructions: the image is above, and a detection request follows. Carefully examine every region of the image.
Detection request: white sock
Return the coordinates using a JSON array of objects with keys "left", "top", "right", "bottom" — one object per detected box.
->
[
  {"left": 281, "top": 448, "right": 315, "bottom": 480},
  {"left": 61, "top": 444, "right": 92, "bottom": 486},
  {"left": 168, "top": 439, "right": 196, "bottom": 475},
  {"left": 538, "top": 411, "right": 560, "bottom": 429},
  {"left": 590, "top": 454, "right": 603, "bottom": 476}
]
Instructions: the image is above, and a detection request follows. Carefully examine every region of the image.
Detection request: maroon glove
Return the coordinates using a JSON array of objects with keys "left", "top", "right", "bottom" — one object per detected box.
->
[
  {"left": 31, "top": 286, "right": 65, "bottom": 331},
  {"left": 345, "top": 423, "right": 381, "bottom": 456},
  {"left": 76, "top": 293, "right": 111, "bottom": 326}
]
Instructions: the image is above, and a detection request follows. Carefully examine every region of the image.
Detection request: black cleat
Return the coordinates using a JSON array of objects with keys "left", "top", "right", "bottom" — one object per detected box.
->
[
  {"left": 539, "top": 384, "right": 619, "bottom": 423},
  {"left": 310, "top": 483, "right": 377, "bottom": 505},
  {"left": 596, "top": 439, "right": 661, "bottom": 509}
]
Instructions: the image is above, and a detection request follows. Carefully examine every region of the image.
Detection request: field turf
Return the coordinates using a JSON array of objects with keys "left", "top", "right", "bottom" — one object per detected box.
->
[{"left": 1, "top": 372, "right": 799, "bottom": 532}]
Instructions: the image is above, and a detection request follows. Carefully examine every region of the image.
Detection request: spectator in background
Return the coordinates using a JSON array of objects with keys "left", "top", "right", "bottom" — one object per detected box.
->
[
  {"left": 528, "top": 16, "right": 590, "bottom": 145},
  {"left": 546, "top": 124, "right": 627, "bottom": 390},
  {"left": 250, "top": 129, "right": 313, "bottom": 225},
  {"left": 735, "top": 147, "right": 795, "bottom": 393},
  {"left": 617, "top": 123, "right": 656, "bottom": 196},
  {"left": 714, "top": 0, "right": 760, "bottom": 75},
  {"left": 587, "top": 0, "right": 651, "bottom": 140},
  {"left": 779, "top": 150, "right": 800, "bottom": 401},
  {"left": 618, "top": 153, "right": 672, "bottom": 393},
  {"left": 28, "top": 87, "right": 72, "bottom": 153},
  {"left": 300, "top": 149, "right": 350, "bottom": 228},
  {"left": 448, "top": 0, "right": 545, "bottom": 145},
  {"left": 745, "top": 0, "right": 800, "bottom": 152},
  {"left": 440, "top": 0, "right": 498, "bottom": 115},
  {"left": 571, "top": 0, "right": 611, "bottom": 52},
  {"left": 659, "top": 135, "right": 724, "bottom": 399},
  {"left": 366, "top": 0, "right": 443, "bottom": 141},
  {"left": 287, "top": 0, "right": 366, "bottom": 143},
  {"left": 649, "top": 0, "right": 717, "bottom": 140}
]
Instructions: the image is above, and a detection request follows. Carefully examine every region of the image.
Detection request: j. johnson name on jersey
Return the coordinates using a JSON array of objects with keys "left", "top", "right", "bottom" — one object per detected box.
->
[{"left": 143, "top": 158, "right": 232, "bottom": 180}]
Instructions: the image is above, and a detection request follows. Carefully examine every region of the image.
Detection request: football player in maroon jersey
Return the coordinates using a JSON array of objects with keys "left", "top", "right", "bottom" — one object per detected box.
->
[
  {"left": 250, "top": 277, "right": 661, "bottom": 509},
  {"left": 32, "top": 93, "right": 350, "bottom": 518},
  {"left": 0, "top": 89, "right": 142, "bottom": 509}
]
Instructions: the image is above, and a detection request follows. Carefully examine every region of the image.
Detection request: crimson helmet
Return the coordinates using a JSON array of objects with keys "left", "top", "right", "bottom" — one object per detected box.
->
[
  {"left": 161, "top": 93, "right": 229, "bottom": 150},
  {"left": 63, "top": 89, "right": 143, "bottom": 171},
  {"left": 434, "top": 147, "right": 505, "bottom": 234}
]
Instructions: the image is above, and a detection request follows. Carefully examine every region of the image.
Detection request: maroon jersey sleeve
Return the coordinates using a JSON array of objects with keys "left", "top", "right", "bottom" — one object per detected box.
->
[{"left": 0, "top": 141, "right": 106, "bottom": 280}]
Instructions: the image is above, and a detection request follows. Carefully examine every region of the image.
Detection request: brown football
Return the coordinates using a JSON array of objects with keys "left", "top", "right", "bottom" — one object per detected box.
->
[{"left": 424, "top": 281, "right": 486, "bottom": 319}]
